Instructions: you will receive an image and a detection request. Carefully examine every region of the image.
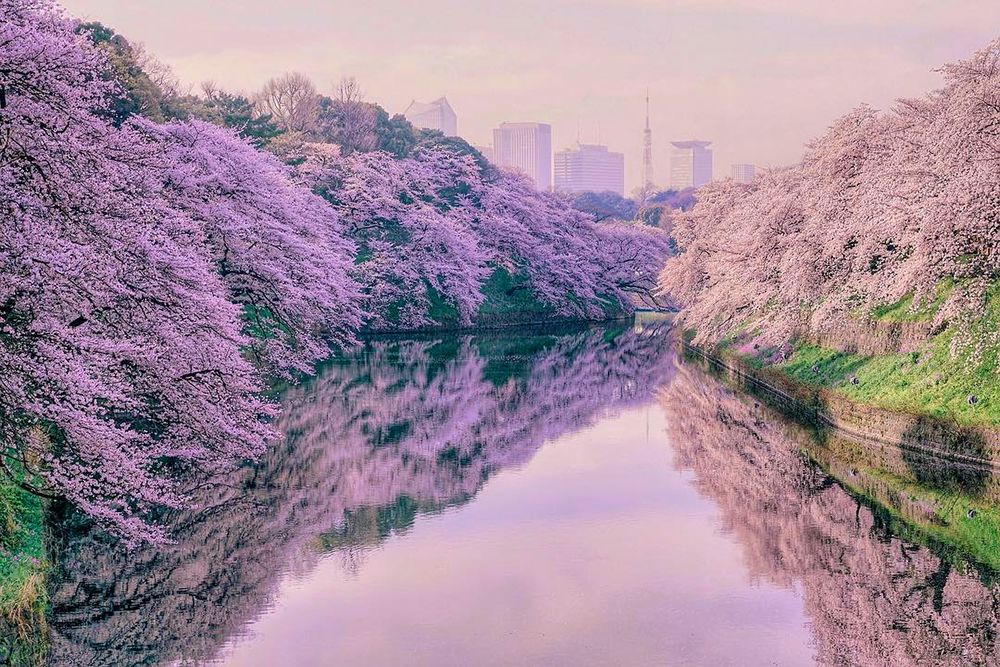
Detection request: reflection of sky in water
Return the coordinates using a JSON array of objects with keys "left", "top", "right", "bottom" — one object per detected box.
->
[
  {"left": 50, "top": 326, "right": 999, "bottom": 666},
  {"left": 219, "top": 406, "right": 813, "bottom": 667}
]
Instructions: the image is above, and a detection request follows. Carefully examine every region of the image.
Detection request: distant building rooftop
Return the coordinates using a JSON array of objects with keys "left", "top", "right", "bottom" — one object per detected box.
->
[
  {"left": 404, "top": 96, "right": 454, "bottom": 116},
  {"left": 497, "top": 121, "right": 551, "bottom": 129},
  {"left": 403, "top": 97, "right": 457, "bottom": 136}
]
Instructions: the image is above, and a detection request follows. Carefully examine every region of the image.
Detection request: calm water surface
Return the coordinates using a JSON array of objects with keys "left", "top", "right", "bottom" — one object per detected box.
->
[{"left": 47, "top": 321, "right": 1000, "bottom": 666}]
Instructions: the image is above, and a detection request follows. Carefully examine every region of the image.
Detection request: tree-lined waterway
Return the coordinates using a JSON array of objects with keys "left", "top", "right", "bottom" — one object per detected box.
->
[{"left": 46, "top": 321, "right": 1000, "bottom": 666}]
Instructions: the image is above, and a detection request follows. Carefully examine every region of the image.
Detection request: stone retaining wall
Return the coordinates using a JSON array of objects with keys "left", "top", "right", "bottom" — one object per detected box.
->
[
  {"left": 682, "top": 341, "right": 1000, "bottom": 465},
  {"left": 808, "top": 317, "right": 939, "bottom": 356}
]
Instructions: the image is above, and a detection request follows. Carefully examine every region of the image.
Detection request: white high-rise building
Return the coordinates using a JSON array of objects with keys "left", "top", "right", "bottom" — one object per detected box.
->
[
  {"left": 731, "top": 163, "right": 756, "bottom": 183},
  {"left": 403, "top": 97, "right": 457, "bottom": 136},
  {"left": 554, "top": 143, "right": 625, "bottom": 196},
  {"left": 492, "top": 122, "right": 552, "bottom": 191},
  {"left": 670, "top": 140, "right": 713, "bottom": 189}
]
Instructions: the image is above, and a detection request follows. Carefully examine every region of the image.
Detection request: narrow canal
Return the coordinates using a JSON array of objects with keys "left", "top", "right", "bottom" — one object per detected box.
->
[{"left": 46, "top": 321, "right": 1000, "bottom": 666}]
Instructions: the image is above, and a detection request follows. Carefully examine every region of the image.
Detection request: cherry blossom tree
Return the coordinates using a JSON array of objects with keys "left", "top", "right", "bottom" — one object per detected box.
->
[
  {"left": 308, "top": 147, "right": 492, "bottom": 329},
  {"left": 132, "top": 118, "right": 362, "bottom": 375},
  {"left": 0, "top": 0, "right": 268, "bottom": 542},
  {"left": 660, "top": 40, "right": 1000, "bottom": 358},
  {"left": 1, "top": 0, "right": 670, "bottom": 545},
  {"left": 294, "top": 144, "right": 672, "bottom": 329}
]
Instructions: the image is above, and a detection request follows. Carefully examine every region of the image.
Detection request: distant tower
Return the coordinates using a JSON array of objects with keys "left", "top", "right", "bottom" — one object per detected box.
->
[{"left": 642, "top": 91, "right": 655, "bottom": 192}]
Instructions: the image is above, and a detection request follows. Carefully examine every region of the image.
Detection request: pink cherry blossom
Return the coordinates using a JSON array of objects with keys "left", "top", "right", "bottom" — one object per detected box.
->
[{"left": 660, "top": 39, "right": 1000, "bottom": 359}]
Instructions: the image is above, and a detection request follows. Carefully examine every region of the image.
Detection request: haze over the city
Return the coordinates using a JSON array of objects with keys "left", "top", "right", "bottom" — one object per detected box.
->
[{"left": 54, "top": 0, "right": 1000, "bottom": 191}]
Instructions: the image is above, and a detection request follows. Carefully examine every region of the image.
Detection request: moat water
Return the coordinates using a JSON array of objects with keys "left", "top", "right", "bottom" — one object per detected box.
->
[{"left": 46, "top": 320, "right": 1000, "bottom": 666}]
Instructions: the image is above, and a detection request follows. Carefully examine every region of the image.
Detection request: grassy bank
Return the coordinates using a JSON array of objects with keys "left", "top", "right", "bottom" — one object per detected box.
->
[
  {"left": 776, "top": 338, "right": 999, "bottom": 427},
  {"left": 0, "top": 476, "right": 49, "bottom": 665},
  {"left": 708, "top": 283, "right": 1000, "bottom": 428},
  {"left": 780, "top": 285, "right": 999, "bottom": 427}
]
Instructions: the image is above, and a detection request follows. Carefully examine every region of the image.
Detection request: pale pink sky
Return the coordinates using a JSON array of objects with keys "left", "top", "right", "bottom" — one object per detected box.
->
[{"left": 62, "top": 0, "right": 999, "bottom": 192}]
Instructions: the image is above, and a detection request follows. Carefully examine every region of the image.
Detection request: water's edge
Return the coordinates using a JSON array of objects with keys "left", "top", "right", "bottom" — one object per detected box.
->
[
  {"left": 680, "top": 338, "right": 1000, "bottom": 576},
  {"left": 680, "top": 340, "right": 1000, "bottom": 466}
]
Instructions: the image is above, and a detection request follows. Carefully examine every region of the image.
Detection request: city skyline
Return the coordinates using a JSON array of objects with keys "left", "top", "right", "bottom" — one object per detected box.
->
[
  {"left": 58, "top": 0, "right": 999, "bottom": 192},
  {"left": 406, "top": 93, "right": 735, "bottom": 194},
  {"left": 382, "top": 88, "right": 720, "bottom": 195}
]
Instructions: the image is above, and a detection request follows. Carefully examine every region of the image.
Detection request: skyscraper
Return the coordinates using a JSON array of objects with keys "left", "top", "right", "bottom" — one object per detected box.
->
[
  {"left": 554, "top": 143, "right": 625, "bottom": 196},
  {"left": 492, "top": 122, "right": 552, "bottom": 191},
  {"left": 670, "top": 140, "right": 713, "bottom": 189},
  {"left": 731, "top": 163, "right": 756, "bottom": 183},
  {"left": 642, "top": 92, "right": 654, "bottom": 191},
  {"left": 403, "top": 97, "right": 457, "bottom": 136}
]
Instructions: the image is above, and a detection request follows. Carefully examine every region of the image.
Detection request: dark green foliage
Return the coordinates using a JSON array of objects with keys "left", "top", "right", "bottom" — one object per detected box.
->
[
  {"left": 413, "top": 129, "right": 492, "bottom": 175},
  {"left": 477, "top": 267, "right": 557, "bottom": 320},
  {"left": 648, "top": 188, "right": 698, "bottom": 211},
  {"left": 367, "top": 108, "right": 490, "bottom": 172},
  {"left": 76, "top": 22, "right": 283, "bottom": 147},
  {"left": 76, "top": 21, "right": 166, "bottom": 124},
  {"left": 194, "top": 90, "right": 282, "bottom": 146},
  {"left": 424, "top": 284, "right": 461, "bottom": 326},
  {"left": 373, "top": 108, "right": 420, "bottom": 158},
  {"left": 636, "top": 202, "right": 669, "bottom": 228}
]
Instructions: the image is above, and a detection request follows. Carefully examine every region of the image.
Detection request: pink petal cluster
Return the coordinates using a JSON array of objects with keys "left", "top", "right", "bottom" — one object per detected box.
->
[
  {"left": 130, "top": 118, "right": 363, "bottom": 375},
  {"left": 296, "top": 145, "right": 670, "bottom": 329},
  {"left": 660, "top": 40, "right": 1000, "bottom": 354},
  {"left": 0, "top": 0, "right": 243, "bottom": 542},
  {"left": 0, "top": 0, "right": 671, "bottom": 542}
]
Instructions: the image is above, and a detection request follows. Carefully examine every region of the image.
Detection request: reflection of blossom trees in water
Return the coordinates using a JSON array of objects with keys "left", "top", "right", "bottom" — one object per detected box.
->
[
  {"left": 46, "top": 324, "right": 673, "bottom": 666},
  {"left": 660, "top": 360, "right": 1000, "bottom": 667}
]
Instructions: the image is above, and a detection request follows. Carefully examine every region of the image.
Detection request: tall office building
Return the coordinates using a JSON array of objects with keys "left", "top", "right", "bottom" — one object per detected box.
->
[
  {"left": 731, "top": 163, "right": 756, "bottom": 183},
  {"left": 492, "top": 122, "right": 552, "bottom": 191},
  {"left": 403, "top": 97, "right": 457, "bottom": 136},
  {"left": 554, "top": 143, "right": 625, "bottom": 196},
  {"left": 670, "top": 140, "right": 713, "bottom": 189}
]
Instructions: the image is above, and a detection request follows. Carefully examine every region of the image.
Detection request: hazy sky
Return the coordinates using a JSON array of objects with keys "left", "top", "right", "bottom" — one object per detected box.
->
[{"left": 62, "top": 0, "right": 999, "bottom": 192}]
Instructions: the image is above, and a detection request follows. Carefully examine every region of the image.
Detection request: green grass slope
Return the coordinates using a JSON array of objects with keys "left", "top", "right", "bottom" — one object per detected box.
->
[{"left": 777, "top": 285, "right": 1000, "bottom": 427}]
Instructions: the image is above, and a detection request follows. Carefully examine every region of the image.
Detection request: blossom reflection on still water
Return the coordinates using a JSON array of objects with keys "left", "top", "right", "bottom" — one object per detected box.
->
[
  {"left": 48, "top": 323, "right": 1000, "bottom": 666},
  {"left": 663, "top": 358, "right": 1000, "bottom": 666}
]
